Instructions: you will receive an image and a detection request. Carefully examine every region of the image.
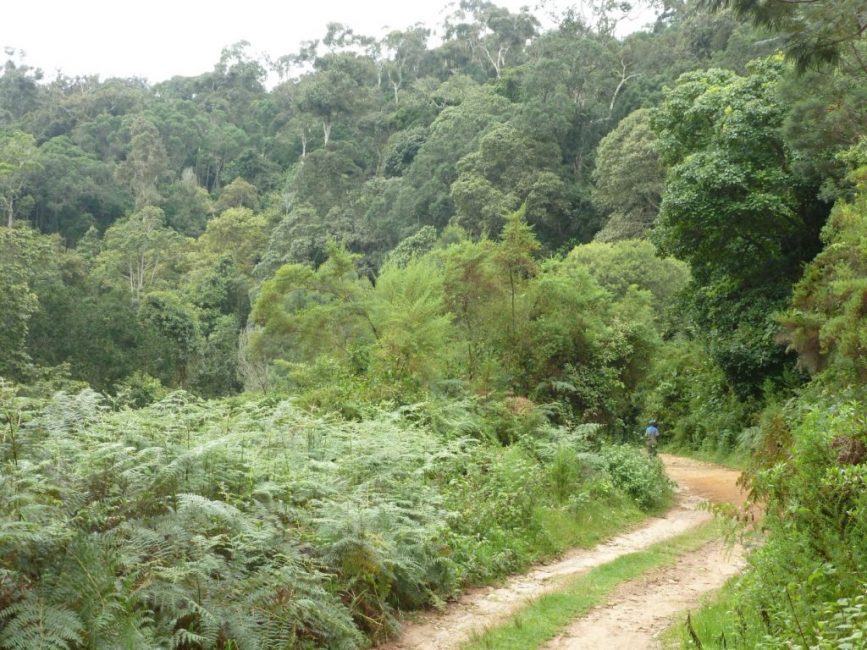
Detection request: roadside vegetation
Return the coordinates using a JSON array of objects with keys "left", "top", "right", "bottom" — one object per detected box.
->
[
  {"left": 0, "top": 384, "right": 670, "bottom": 648},
  {"left": 1, "top": 0, "right": 866, "bottom": 646}
]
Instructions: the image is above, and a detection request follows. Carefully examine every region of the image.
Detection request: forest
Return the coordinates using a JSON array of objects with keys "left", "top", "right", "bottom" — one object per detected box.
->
[{"left": 0, "top": 0, "right": 866, "bottom": 647}]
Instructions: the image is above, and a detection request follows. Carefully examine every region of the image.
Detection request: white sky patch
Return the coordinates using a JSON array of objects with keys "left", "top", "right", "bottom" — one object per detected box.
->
[{"left": 2, "top": 0, "right": 657, "bottom": 84}]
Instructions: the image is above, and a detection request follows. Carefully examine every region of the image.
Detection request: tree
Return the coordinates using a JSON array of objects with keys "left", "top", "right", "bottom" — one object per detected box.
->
[
  {"left": 255, "top": 204, "right": 329, "bottom": 277},
  {"left": 161, "top": 168, "right": 214, "bottom": 236},
  {"left": 779, "top": 145, "right": 867, "bottom": 379},
  {"left": 398, "top": 83, "right": 511, "bottom": 229},
  {"left": 296, "top": 54, "right": 374, "bottom": 148},
  {"left": 701, "top": 0, "right": 867, "bottom": 72},
  {"left": 115, "top": 117, "right": 170, "bottom": 209},
  {"left": 382, "top": 27, "right": 431, "bottom": 105},
  {"left": 0, "top": 55, "right": 43, "bottom": 125},
  {"left": 652, "top": 57, "right": 822, "bottom": 392},
  {"left": 495, "top": 206, "right": 540, "bottom": 335},
  {"left": 194, "top": 207, "right": 267, "bottom": 277},
  {"left": 214, "top": 176, "right": 259, "bottom": 212},
  {"left": 566, "top": 239, "right": 691, "bottom": 333},
  {"left": 137, "top": 290, "right": 200, "bottom": 386},
  {"left": 592, "top": 109, "right": 664, "bottom": 241},
  {"left": 96, "top": 206, "right": 183, "bottom": 303},
  {"left": 450, "top": 123, "right": 561, "bottom": 237},
  {"left": 0, "top": 130, "right": 40, "bottom": 227},
  {"left": 29, "top": 136, "right": 129, "bottom": 240},
  {"left": 250, "top": 243, "right": 375, "bottom": 369},
  {"left": 441, "top": 239, "right": 502, "bottom": 380},
  {"left": 444, "top": 1, "right": 539, "bottom": 79},
  {"left": 653, "top": 60, "right": 805, "bottom": 286},
  {"left": 368, "top": 258, "right": 452, "bottom": 389},
  {"left": 0, "top": 227, "right": 62, "bottom": 377}
]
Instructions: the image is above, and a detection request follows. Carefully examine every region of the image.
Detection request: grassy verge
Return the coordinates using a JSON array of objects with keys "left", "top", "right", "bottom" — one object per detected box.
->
[
  {"left": 659, "top": 580, "right": 730, "bottom": 649},
  {"left": 462, "top": 520, "right": 721, "bottom": 650},
  {"left": 532, "top": 493, "right": 662, "bottom": 557},
  {"left": 659, "top": 576, "right": 759, "bottom": 650}
]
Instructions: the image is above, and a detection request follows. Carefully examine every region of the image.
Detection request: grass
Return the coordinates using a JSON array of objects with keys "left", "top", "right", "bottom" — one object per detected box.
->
[
  {"left": 457, "top": 493, "right": 660, "bottom": 590},
  {"left": 533, "top": 494, "right": 650, "bottom": 555},
  {"left": 659, "top": 576, "right": 759, "bottom": 650},
  {"left": 462, "top": 520, "right": 722, "bottom": 650}
]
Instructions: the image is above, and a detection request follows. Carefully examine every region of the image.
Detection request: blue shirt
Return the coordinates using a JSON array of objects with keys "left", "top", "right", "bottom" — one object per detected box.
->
[{"left": 645, "top": 425, "right": 659, "bottom": 438}]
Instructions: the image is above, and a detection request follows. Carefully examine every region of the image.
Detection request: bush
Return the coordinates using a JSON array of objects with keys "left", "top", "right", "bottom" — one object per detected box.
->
[{"left": 599, "top": 444, "right": 673, "bottom": 510}]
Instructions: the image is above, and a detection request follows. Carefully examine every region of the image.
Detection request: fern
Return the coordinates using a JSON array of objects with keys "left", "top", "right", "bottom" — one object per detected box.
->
[
  {"left": 0, "top": 596, "right": 83, "bottom": 650},
  {"left": 0, "top": 386, "right": 670, "bottom": 647}
]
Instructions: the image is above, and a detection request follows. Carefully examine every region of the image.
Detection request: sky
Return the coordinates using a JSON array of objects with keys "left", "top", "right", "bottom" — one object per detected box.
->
[{"left": 2, "top": 1, "right": 657, "bottom": 84}]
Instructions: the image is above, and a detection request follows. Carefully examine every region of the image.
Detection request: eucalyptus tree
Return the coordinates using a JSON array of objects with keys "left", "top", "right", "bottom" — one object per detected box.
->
[
  {"left": 0, "top": 130, "right": 40, "bottom": 227},
  {"left": 382, "top": 27, "right": 431, "bottom": 105},
  {"left": 443, "top": 1, "right": 539, "bottom": 79},
  {"left": 96, "top": 206, "right": 184, "bottom": 303}
]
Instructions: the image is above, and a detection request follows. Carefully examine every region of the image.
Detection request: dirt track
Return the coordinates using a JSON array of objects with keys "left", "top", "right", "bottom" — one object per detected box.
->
[{"left": 381, "top": 454, "right": 749, "bottom": 650}]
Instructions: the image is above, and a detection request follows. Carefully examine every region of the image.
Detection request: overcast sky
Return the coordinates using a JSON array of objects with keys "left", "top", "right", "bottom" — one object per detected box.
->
[{"left": 2, "top": 1, "right": 657, "bottom": 84}]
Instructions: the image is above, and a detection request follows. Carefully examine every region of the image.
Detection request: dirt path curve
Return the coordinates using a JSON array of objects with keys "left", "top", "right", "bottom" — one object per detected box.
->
[
  {"left": 541, "top": 539, "right": 746, "bottom": 650},
  {"left": 380, "top": 454, "right": 747, "bottom": 650}
]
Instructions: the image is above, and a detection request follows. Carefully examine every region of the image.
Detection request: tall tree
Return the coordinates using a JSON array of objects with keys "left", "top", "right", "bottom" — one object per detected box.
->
[
  {"left": 115, "top": 117, "right": 170, "bottom": 209},
  {"left": 96, "top": 206, "right": 183, "bottom": 303},
  {"left": 0, "top": 130, "right": 40, "bottom": 227},
  {"left": 444, "top": 1, "right": 539, "bottom": 79},
  {"left": 592, "top": 109, "right": 664, "bottom": 241},
  {"left": 652, "top": 57, "right": 823, "bottom": 392}
]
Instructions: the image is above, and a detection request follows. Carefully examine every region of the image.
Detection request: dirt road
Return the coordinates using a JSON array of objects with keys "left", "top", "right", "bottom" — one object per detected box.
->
[{"left": 381, "top": 454, "right": 749, "bottom": 650}]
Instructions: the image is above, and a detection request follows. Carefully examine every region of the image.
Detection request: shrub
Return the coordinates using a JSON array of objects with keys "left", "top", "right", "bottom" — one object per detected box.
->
[{"left": 599, "top": 444, "right": 673, "bottom": 510}]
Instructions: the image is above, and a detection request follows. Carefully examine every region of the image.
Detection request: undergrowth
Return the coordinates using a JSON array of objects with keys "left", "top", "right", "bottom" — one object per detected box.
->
[
  {"left": 666, "top": 385, "right": 867, "bottom": 649},
  {"left": 0, "top": 382, "right": 671, "bottom": 649}
]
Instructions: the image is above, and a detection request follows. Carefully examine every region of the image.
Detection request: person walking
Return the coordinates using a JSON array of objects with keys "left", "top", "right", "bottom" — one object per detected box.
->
[{"left": 645, "top": 420, "right": 659, "bottom": 456}]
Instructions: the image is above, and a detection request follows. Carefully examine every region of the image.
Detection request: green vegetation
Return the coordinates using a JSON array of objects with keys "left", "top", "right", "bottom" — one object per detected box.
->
[
  {"left": 1, "top": 0, "right": 867, "bottom": 646},
  {"left": 0, "top": 383, "right": 670, "bottom": 648},
  {"left": 660, "top": 579, "right": 744, "bottom": 649},
  {"left": 660, "top": 115, "right": 867, "bottom": 649},
  {"left": 464, "top": 521, "right": 721, "bottom": 650}
]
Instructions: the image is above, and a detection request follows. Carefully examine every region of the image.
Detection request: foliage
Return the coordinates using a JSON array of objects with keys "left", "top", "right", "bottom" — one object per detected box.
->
[
  {"left": 636, "top": 337, "right": 760, "bottom": 453},
  {"left": 592, "top": 109, "right": 664, "bottom": 241},
  {"left": 0, "top": 227, "right": 64, "bottom": 378},
  {"left": 598, "top": 445, "right": 673, "bottom": 510},
  {"left": 0, "top": 130, "right": 40, "bottom": 227},
  {"left": 3, "top": 9, "right": 867, "bottom": 648},
  {"left": 779, "top": 152, "right": 867, "bottom": 381},
  {"left": 95, "top": 206, "right": 185, "bottom": 303},
  {"left": 679, "top": 389, "right": 867, "bottom": 649},
  {"left": 701, "top": 0, "right": 867, "bottom": 72},
  {"left": 0, "top": 384, "right": 672, "bottom": 648},
  {"left": 565, "top": 239, "right": 690, "bottom": 330},
  {"left": 0, "top": 1, "right": 826, "bottom": 396},
  {"left": 652, "top": 57, "right": 823, "bottom": 394},
  {"left": 367, "top": 258, "right": 453, "bottom": 392}
]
